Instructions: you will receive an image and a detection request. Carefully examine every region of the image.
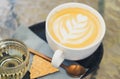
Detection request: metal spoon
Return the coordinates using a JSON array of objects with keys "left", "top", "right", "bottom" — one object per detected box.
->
[
  {"left": 61, "top": 63, "right": 86, "bottom": 77},
  {"left": 29, "top": 48, "right": 86, "bottom": 77}
]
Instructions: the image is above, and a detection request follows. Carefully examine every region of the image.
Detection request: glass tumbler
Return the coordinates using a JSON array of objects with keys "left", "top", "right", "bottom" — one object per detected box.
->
[{"left": 0, "top": 39, "right": 29, "bottom": 79}]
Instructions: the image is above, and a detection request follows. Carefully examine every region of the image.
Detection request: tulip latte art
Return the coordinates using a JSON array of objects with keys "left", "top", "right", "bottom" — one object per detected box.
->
[{"left": 48, "top": 8, "right": 101, "bottom": 48}]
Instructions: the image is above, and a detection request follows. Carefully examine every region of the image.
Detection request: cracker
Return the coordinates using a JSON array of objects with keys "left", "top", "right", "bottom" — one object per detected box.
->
[{"left": 30, "top": 55, "right": 59, "bottom": 79}]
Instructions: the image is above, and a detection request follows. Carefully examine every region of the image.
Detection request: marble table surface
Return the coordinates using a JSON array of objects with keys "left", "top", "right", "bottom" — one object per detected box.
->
[{"left": 0, "top": 0, "right": 120, "bottom": 79}]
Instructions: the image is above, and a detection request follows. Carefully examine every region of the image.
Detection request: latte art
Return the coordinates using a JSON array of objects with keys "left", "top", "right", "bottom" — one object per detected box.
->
[
  {"left": 48, "top": 8, "right": 101, "bottom": 48},
  {"left": 54, "top": 14, "right": 91, "bottom": 44}
]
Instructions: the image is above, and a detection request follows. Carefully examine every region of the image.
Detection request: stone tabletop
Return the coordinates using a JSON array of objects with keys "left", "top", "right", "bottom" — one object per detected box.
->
[{"left": 0, "top": 0, "right": 120, "bottom": 79}]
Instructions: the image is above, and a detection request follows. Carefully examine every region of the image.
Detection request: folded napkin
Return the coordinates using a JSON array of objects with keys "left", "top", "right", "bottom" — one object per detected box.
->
[{"left": 12, "top": 26, "right": 80, "bottom": 79}]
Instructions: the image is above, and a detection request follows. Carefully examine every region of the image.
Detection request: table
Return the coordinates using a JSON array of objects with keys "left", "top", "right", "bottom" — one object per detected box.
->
[{"left": 1, "top": 0, "right": 120, "bottom": 79}]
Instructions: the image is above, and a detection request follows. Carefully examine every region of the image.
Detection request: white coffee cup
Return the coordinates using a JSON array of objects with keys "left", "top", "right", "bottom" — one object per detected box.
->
[{"left": 46, "top": 2, "right": 106, "bottom": 67}]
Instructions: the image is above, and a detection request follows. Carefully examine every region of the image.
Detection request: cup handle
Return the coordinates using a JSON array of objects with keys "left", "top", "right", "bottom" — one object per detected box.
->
[{"left": 51, "top": 50, "right": 64, "bottom": 67}]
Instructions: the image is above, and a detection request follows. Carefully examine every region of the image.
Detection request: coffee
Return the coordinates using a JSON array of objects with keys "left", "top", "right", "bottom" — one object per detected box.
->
[{"left": 47, "top": 7, "right": 101, "bottom": 48}]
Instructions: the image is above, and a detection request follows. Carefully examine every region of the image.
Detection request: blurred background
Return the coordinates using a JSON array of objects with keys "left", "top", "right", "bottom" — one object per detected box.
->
[{"left": 0, "top": 0, "right": 120, "bottom": 79}]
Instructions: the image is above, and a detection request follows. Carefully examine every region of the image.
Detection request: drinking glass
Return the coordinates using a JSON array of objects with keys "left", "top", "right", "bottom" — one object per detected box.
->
[{"left": 0, "top": 39, "right": 29, "bottom": 79}]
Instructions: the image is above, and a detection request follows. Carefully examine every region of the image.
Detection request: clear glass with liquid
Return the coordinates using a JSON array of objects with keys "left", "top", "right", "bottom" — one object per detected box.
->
[{"left": 0, "top": 39, "right": 29, "bottom": 79}]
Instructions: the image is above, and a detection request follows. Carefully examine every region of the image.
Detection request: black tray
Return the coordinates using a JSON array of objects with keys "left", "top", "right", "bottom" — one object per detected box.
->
[{"left": 23, "top": 21, "right": 103, "bottom": 79}]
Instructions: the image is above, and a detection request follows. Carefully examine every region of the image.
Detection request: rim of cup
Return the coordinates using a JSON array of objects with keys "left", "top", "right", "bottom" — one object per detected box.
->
[{"left": 46, "top": 2, "right": 106, "bottom": 50}]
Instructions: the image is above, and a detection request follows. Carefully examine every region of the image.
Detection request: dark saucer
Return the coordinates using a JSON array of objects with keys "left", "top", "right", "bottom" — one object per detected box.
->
[{"left": 23, "top": 21, "right": 104, "bottom": 79}]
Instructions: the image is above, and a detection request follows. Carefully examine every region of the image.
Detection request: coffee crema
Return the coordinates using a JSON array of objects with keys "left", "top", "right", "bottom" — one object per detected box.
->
[{"left": 48, "top": 7, "right": 101, "bottom": 48}]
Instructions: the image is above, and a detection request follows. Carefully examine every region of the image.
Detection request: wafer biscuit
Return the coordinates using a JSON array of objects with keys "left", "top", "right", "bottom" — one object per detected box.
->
[{"left": 30, "top": 55, "right": 59, "bottom": 79}]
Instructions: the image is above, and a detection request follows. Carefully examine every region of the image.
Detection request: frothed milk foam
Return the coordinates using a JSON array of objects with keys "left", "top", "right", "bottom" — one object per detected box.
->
[{"left": 48, "top": 7, "right": 101, "bottom": 48}]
